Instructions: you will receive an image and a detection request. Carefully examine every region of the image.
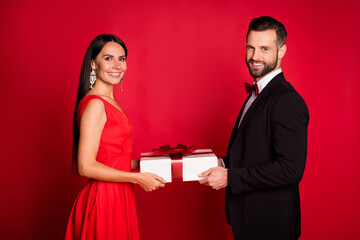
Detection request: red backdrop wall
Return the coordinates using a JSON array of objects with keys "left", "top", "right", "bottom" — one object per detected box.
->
[{"left": 1, "top": 0, "right": 359, "bottom": 239}]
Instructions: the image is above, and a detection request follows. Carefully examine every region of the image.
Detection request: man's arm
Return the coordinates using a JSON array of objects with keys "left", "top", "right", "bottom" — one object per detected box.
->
[
  {"left": 200, "top": 92, "right": 309, "bottom": 192},
  {"left": 228, "top": 92, "right": 309, "bottom": 194}
]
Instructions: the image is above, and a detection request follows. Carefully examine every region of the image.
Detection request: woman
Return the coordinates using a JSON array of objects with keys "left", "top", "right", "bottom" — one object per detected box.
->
[{"left": 64, "top": 34, "right": 166, "bottom": 240}]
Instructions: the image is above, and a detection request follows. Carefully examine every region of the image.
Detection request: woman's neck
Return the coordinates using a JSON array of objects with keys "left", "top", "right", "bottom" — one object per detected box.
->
[{"left": 90, "top": 81, "right": 114, "bottom": 99}]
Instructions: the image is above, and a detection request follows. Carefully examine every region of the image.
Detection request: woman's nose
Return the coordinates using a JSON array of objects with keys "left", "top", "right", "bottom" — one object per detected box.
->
[{"left": 113, "top": 60, "right": 121, "bottom": 69}]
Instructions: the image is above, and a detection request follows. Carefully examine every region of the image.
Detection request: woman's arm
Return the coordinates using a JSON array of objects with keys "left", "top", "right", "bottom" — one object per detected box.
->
[{"left": 77, "top": 99, "right": 165, "bottom": 191}]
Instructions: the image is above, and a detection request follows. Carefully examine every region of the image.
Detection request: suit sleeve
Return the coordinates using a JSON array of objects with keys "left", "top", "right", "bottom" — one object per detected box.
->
[{"left": 228, "top": 92, "right": 309, "bottom": 195}]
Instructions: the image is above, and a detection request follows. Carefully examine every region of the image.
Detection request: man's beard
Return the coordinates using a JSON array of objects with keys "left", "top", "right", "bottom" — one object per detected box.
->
[{"left": 246, "top": 55, "right": 278, "bottom": 79}]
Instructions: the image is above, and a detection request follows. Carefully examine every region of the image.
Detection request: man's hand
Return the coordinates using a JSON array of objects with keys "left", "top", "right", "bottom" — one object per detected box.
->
[{"left": 198, "top": 167, "right": 228, "bottom": 190}]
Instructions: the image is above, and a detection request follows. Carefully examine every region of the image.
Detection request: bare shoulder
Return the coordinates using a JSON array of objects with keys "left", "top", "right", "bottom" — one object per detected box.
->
[
  {"left": 80, "top": 98, "right": 107, "bottom": 124},
  {"left": 84, "top": 98, "right": 105, "bottom": 111}
]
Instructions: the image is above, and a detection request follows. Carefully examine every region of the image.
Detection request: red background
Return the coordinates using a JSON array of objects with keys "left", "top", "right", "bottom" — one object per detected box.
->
[{"left": 1, "top": 0, "right": 359, "bottom": 239}]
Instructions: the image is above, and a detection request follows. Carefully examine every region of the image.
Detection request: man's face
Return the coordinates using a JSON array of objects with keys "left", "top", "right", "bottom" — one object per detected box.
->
[{"left": 246, "top": 29, "right": 285, "bottom": 82}]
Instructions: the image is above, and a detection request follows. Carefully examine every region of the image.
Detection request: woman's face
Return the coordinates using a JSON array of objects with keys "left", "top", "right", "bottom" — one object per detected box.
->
[{"left": 91, "top": 41, "right": 127, "bottom": 86}]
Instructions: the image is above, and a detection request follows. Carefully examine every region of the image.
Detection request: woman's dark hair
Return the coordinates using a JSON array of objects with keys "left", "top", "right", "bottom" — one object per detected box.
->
[{"left": 72, "top": 34, "right": 127, "bottom": 170}]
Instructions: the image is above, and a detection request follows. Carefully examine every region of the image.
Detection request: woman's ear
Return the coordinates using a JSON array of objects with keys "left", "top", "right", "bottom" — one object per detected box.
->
[{"left": 90, "top": 60, "right": 96, "bottom": 70}]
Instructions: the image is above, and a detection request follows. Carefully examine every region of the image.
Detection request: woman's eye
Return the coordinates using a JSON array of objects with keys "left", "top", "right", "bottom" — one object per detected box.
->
[
  {"left": 120, "top": 57, "right": 126, "bottom": 61},
  {"left": 105, "top": 57, "right": 112, "bottom": 61}
]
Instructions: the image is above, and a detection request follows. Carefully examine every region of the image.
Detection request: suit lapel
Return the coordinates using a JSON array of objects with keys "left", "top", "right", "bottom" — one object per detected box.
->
[
  {"left": 238, "top": 73, "right": 285, "bottom": 132},
  {"left": 227, "top": 93, "right": 252, "bottom": 149}
]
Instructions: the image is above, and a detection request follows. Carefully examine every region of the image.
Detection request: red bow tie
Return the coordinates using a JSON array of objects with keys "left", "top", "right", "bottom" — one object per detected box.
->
[{"left": 244, "top": 82, "right": 259, "bottom": 96}]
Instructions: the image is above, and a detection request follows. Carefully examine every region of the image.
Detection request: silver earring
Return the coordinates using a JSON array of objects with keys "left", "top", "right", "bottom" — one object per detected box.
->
[
  {"left": 120, "top": 78, "right": 124, "bottom": 92},
  {"left": 90, "top": 69, "right": 96, "bottom": 89}
]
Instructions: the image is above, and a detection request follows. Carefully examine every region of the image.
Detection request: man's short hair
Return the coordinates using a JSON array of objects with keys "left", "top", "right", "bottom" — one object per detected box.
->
[{"left": 247, "top": 16, "right": 287, "bottom": 47}]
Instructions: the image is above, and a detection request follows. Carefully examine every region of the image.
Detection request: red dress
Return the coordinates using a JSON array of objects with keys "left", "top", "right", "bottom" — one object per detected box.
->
[{"left": 65, "top": 95, "right": 139, "bottom": 240}]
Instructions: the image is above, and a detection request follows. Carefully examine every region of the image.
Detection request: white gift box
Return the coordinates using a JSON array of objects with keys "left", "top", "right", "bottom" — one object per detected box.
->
[{"left": 140, "top": 149, "right": 218, "bottom": 182}]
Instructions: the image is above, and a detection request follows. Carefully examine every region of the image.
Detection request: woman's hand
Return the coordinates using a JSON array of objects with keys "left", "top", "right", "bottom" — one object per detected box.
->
[{"left": 136, "top": 172, "right": 166, "bottom": 192}]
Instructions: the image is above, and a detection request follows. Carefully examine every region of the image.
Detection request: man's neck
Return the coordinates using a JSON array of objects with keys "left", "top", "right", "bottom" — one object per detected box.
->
[
  {"left": 254, "top": 67, "right": 282, "bottom": 83},
  {"left": 253, "top": 68, "right": 282, "bottom": 94}
]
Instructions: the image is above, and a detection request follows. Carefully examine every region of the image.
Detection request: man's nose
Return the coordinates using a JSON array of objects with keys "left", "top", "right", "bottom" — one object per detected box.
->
[{"left": 252, "top": 49, "right": 261, "bottom": 61}]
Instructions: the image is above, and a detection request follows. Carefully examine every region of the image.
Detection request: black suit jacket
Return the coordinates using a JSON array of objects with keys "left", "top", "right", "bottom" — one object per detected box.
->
[{"left": 223, "top": 73, "right": 309, "bottom": 240}]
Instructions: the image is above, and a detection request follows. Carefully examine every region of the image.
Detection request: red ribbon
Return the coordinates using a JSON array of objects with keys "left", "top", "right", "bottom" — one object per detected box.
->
[{"left": 152, "top": 144, "right": 197, "bottom": 182}]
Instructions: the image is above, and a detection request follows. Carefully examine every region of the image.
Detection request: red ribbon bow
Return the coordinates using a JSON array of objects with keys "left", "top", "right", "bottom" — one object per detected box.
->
[
  {"left": 152, "top": 144, "right": 197, "bottom": 182},
  {"left": 152, "top": 144, "right": 197, "bottom": 159}
]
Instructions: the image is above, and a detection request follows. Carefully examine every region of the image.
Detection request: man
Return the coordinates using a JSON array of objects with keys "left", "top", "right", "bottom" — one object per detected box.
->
[{"left": 199, "top": 16, "right": 309, "bottom": 240}]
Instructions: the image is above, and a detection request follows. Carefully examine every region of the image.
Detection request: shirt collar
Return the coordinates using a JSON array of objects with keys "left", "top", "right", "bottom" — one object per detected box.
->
[{"left": 255, "top": 68, "right": 282, "bottom": 94}]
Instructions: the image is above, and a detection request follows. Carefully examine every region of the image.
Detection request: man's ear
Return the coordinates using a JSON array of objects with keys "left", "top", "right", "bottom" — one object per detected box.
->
[{"left": 278, "top": 44, "right": 287, "bottom": 60}]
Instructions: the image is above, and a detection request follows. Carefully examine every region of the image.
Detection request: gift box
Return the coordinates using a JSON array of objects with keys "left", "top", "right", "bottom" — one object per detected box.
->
[{"left": 140, "top": 148, "right": 218, "bottom": 182}]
